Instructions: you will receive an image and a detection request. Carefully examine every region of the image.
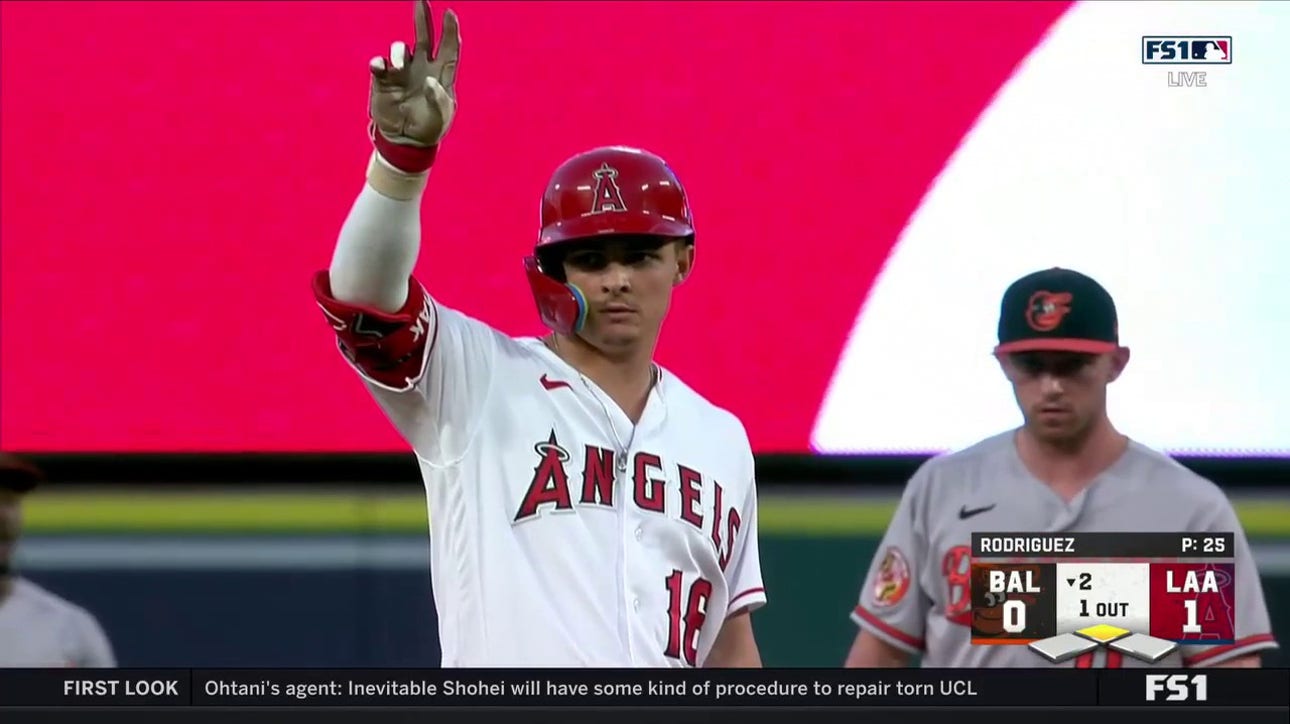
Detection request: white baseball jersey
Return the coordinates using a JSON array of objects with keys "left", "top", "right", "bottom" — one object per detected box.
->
[
  {"left": 852, "top": 431, "right": 1279, "bottom": 668},
  {"left": 0, "top": 577, "right": 116, "bottom": 667},
  {"left": 334, "top": 287, "right": 766, "bottom": 668}
]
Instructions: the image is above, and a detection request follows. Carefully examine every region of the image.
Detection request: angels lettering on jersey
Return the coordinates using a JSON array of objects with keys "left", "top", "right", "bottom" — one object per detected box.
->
[
  {"left": 316, "top": 269, "right": 766, "bottom": 666},
  {"left": 515, "top": 429, "right": 744, "bottom": 572}
]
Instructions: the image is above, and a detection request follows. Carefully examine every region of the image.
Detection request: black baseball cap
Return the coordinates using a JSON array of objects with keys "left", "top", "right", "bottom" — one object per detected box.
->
[
  {"left": 994, "top": 268, "right": 1119, "bottom": 355},
  {"left": 0, "top": 454, "right": 44, "bottom": 494}
]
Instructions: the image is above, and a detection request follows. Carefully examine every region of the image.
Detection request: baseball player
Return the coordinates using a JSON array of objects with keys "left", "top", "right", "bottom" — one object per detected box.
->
[
  {"left": 844, "top": 268, "right": 1279, "bottom": 668},
  {"left": 311, "top": 1, "right": 765, "bottom": 667},
  {"left": 0, "top": 454, "right": 117, "bottom": 668}
]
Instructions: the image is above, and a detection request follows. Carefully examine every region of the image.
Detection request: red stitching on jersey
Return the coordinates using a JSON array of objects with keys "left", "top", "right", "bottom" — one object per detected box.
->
[
  {"left": 728, "top": 587, "right": 765, "bottom": 611},
  {"left": 853, "top": 605, "right": 925, "bottom": 650},
  {"left": 1183, "top": 633, "right": 1278, "bottom": 666}
]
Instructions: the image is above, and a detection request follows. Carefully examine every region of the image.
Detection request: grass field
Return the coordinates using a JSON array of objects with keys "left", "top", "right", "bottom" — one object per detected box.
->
[{"left": 20, "top": 491, "right": 1290, "bottom": 537}]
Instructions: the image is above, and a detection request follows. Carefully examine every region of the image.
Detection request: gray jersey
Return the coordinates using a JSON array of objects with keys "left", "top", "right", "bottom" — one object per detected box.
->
[
  {"left": 0, "top": 578, "right": 116, "bottom": 668},
  {"left": 852, "top": 431, "right": 1279, "bottom": 667}
]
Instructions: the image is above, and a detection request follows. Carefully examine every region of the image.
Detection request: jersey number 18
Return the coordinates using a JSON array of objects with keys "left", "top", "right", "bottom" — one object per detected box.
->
[{"left": 664, "top": 569, "right": 712, "bottom": 666}]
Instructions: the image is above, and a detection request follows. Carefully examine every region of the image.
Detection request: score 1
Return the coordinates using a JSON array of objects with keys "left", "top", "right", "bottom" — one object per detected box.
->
[{"left": 1149, "top": 563, "right": 1236, "bottom": 644}]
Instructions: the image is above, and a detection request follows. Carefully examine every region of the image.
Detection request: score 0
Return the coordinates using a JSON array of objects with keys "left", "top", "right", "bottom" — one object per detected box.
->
[{"left": 987, "top": 568, "right": 1036, "bottom": 633}]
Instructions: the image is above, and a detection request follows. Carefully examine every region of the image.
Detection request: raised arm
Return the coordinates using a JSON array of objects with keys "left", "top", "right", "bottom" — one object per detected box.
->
[
  {"left": 312, "top": 1, "right": 461, "bottom": 395},
  {"left": 317, "top": 0, "right": 458, "bottom": 322},
  {"left": 311, "top": 4, "right": 493, "bottom": 465},
  {"left": 326, "top": 0, "right": 460, "bottom": 313}
]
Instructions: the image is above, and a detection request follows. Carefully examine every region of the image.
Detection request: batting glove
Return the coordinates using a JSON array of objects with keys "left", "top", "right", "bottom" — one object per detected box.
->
[{"left": 368, "top": 1, "right": 461, "bottom": 175}]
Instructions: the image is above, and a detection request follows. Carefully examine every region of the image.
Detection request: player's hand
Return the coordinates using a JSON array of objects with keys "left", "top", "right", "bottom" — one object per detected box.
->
[{"left": 369, "top": 1, "right": 460, "bottom": 149}]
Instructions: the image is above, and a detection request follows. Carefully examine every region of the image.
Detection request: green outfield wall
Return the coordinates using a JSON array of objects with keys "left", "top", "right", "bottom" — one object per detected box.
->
[
  {"left": 21, "top": 491, "right": 1290, "bottom": 536},
  {"left": 18, "top": 491, "right": 1289, "bottom": 666}
]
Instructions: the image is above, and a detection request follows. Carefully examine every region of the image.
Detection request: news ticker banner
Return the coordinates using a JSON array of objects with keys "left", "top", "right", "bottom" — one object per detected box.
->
[
  {"left": 0, "top": 669, "right": 1284, "bottom": 708},
  {"left": 969, "top": 533, "right": 1237, "bottom": 663}
]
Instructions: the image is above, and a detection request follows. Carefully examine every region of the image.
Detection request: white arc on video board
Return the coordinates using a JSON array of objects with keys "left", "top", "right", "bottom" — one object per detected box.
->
[{"left": 813, "top": 1, "right": 1290, "bottom": 456}]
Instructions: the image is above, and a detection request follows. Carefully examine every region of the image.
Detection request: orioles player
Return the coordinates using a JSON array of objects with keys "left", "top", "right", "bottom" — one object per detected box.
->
[
  {"left": 311, "top": 2, "right": 765, "bottom": 667},
  {"left": 844, "top": 267, "right": 1279, "bottom": 668},
  {"left": 0, "top": 454, "right": 117, "bottom": 667}
]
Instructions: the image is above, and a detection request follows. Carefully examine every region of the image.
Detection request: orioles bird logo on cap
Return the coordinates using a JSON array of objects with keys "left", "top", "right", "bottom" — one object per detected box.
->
[
  {"left": 585, "top": 163, "right": 628, "bottom": 215},
  {"left": 1025, "top": 290, "right": 1072, "bottom": 332}
]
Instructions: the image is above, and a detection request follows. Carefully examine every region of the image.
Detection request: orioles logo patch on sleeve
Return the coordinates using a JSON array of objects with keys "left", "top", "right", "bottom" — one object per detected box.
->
[{"left": 871, "top": 546, "right": 912, "bottom": 607}]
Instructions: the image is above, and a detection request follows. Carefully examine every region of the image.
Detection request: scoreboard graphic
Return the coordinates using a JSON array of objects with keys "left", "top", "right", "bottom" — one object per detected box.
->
[{"left": 969, "top": 533, "right": 1236, "bottom": 664}]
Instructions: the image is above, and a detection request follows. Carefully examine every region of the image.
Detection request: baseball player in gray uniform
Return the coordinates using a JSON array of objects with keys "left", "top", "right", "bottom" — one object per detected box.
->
[
  {"left": 844, "top": 268, "right": 1279, "bottom": 668},
  {"left": 0, "top": 454, "right": 117, "bottom": 667}
]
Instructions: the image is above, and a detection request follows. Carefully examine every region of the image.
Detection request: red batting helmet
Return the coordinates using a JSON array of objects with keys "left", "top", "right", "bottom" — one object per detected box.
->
[{"left": 524, "top": 146, "right": 695, "bottom": 335}]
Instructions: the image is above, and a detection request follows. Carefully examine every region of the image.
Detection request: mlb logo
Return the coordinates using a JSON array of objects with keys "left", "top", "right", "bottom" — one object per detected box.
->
[{"left": 1142, "top": 36, "right": 1232, "bottom": 64}]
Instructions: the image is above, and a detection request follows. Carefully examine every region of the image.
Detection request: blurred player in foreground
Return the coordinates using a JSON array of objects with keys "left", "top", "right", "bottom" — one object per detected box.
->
[
  {"left": 311, "top": 2, "right": 765, "bottom": 667},
  {"left": 844, "top": 268, "right": 1278, "bottom": 668},
  {"left": 0, "top": 454, "right": 117, "bottom": 667}
]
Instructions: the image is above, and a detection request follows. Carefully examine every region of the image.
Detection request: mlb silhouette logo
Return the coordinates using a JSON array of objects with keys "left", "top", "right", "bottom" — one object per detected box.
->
[{"left": 1142, "top": 36, "right": 1232, "bottom": 64}]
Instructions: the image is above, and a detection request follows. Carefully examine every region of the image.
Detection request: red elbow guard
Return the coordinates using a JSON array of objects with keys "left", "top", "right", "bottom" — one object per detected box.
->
[{"left": 311, "top": 271, "right": 435, "bottom": 390}]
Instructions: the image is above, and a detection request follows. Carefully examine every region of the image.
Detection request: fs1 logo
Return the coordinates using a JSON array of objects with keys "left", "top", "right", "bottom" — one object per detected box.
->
[
  {"left": 1145, "top": 674, "right": 1208, "bottom": 702},
  {"left": 1142, "top": 37, "right": 1232, "bottom": 64}
]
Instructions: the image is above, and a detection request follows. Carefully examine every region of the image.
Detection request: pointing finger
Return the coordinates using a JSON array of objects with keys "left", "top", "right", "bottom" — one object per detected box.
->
[
  {"left": 414, "top": 0, "right": 434, "bottom": 56},
  {"left": 436, "top": 8, "right": 461, "bottom": 64}
]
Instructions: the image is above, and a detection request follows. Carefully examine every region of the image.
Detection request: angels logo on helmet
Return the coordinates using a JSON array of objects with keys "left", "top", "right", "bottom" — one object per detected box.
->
[
  {"left": 585, "top": 163, "right": 629, "bottom": 216},
  {"left": 526, "top": 146, "right": 697, "bottom": 336}
]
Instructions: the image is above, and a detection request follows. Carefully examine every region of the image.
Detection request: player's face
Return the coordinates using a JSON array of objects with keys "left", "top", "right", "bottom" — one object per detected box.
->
[
  {"left": 562, "top": 237, "right": 694, "bottom": 353},
  {"left": 1000, "top": 348, "right": 1130, "bottom": 445},
  {"left": 0, "top": 491, "right": 21, "bottom": 576}
]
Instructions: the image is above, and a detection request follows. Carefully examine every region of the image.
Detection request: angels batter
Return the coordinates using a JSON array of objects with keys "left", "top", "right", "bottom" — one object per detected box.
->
[
  {"left": 844, "top": 268, "right": 1279, "bottom": 668},
  {"left": 312, "top": 2, "right": 765, "bottom": 667}
]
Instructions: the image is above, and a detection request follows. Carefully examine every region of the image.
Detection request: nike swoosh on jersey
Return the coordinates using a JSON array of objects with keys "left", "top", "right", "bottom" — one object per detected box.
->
[
  {"left": 539, "top": 374, "right": 571, "bottom": 391},
  {"left": 958, "top": 504, "right": 996, "bottom": 519}
]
